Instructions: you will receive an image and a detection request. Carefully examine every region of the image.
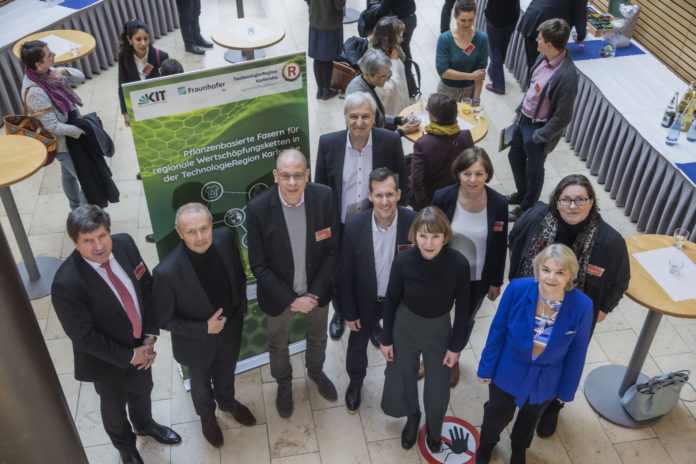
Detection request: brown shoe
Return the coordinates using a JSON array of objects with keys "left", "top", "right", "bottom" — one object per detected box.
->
[
  {"left": 309, "top": 371, "right": 338, "bottom": 401},
  {"left": 417, "top": 360, "right": 425, "bottom": 380},
  {"left": 219, "top": 399, "right": 256, "bottom": 426},
  {"left": 201, "top": 417, "right": 223, "bottom": 448},
  {"left": 276, "top": 382, "right": 294, "bottom": 418},
  {"left": 450, "top": 362, "right": 460, "bottom": 388}
]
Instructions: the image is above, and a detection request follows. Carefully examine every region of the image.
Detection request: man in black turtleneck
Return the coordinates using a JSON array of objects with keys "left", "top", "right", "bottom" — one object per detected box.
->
[{"left": 153, "top": 203, "right": 255, "bottom": 448}]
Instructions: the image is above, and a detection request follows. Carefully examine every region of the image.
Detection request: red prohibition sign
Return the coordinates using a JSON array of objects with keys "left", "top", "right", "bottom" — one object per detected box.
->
[{"left": 418, "top": 416, "right": 480, "bottom": 464}]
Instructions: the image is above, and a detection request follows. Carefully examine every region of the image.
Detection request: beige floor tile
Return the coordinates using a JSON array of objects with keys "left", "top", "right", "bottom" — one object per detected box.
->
[
  {"left": 59, "top": 373, "right": 81, "bottom": 419},
  {"left": 525, "top": 433, "right": 572, "bottom": 464},
  {"left": 36, "top": 317, "right": 48, "bottom": 336},
  {"left": 170, "top": 358, "right": 199, "bottom": 425},
  {"left": 217, "top": 368, "right": 266, "bottom": 429},
  {"left": 151, "top": 336, "right": 174, "bottom": 401},
  {"left": 598, "top": 416, "right": 656, "bottom": 444},
  {"left": 45, "top": 336, "right": 74, "bottom": 375},
  {"left": 652, "top": 402, "right": 696, "bottom": 464},
  {"left": 449, "top": 348, "right": 488, "bottom": 427},
  {"left": 358, "top": 365, "right": 404, "bottom": 443},
  {"left": 43, "top": 307, "right": 67, "bottom": 340},
  {"left": 675, "top": 324, "right": 696, "bottom": 352},
  {"left": 220, "top": 424, "right": 270, "bottom": 463},
  {"left": 170, "top": 420, "right": 221, "bottom": 464},
  {"left": 138, "top": 399, "right": 175, "bottom": 463},
  {"left": 75, "top": 383, "right": 111, "bottom": 447},
  {"left": 27, "top": 232, "right": 64, "bottom": 258},
  {"left": 271, "top": 452, "right": 321, "bottom": 464},
  {"left": 85, "top": 444, "right": 121, "bottom": 464},
  {"left": 583, "top": 337, "right": 608, "bottom": 364},
  {"left": 264, "top": 378, "right": 318, "bottom": 458},
  {"left": 314, "top": 407, "right": 370, "bottom": 464},
  {"left": 366, "top": 438, "right": 421, "bottom": 464},
  {"left": 615, "top": 438, "right": 674, "bottom": 464},
  {"left": 592, "top": 306, "right": 632, "bottom": 334},
  {"left": 31, "top": 295, "right": 52, "bottom": 319},
  {"left": 594, "top": 329, "right": 662, "bottom": 377},
  {"left": 28, "top": 193, "right": 71, "bottom": 235}
]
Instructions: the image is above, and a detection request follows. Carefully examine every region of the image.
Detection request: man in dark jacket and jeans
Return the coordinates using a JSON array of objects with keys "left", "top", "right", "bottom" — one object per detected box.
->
[{"left": 506, "top": 18, "right": 578, "bottom": 222}]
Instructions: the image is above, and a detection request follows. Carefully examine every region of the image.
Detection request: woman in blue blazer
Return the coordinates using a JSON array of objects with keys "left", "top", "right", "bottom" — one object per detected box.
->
[{"left": 476, "top": 244, "right": 592, "bottom": 464}]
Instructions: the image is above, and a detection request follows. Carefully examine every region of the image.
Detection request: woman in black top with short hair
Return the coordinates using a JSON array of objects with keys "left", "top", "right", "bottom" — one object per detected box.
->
[{"left": 380, "top": 206, "right": 472, "bottom": 453}]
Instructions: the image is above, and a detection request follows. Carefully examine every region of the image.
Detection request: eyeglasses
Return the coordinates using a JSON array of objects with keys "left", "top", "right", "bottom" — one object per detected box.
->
[
  {"left": 277, "top": 173, "right": 306, "bottom": 182},
  {"left": 376, "top": 71, "right": 392, "bottom": 81},
  {"left": 557, "top": 197, "right": 590, "bottom": 207}
]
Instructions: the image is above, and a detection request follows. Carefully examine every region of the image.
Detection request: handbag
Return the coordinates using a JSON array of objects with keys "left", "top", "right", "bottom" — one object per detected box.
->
[
  {"left": 2, "top": 85, "right": 57, "bottom": 165},
  {"left": 620, "top": 370, "right": 696, "bottom": 421},
  {"left": 330, "top": 61, "right": 359, "bottom": 93}
]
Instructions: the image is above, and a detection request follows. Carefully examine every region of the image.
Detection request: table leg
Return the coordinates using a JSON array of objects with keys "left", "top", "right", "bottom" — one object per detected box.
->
[
  {"left": 236, "top": 0, "right": 244, "bottom": 18},
  {"left": 0, "top": 187, "right": 62, "bottom": 299},
  {"left": 584, "top": 309, "right": 664, "bottom": 427},
  {"left": 343, "top": 8, "right": 360, "bottom": 24},
  {"left": 223, "top": 49, "right": 264, "bottom": 63}
]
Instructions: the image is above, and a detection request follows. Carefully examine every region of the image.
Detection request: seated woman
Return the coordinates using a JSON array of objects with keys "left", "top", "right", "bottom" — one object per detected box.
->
[
  {"left": 370, "top": 16, "right": 410, "bottom": 115},
  {"left": 118, "top": 19, "right": 169, "bottom": 127},
  {"left": 20, "top": 40, "right": 86, "bottom": 210},
  {"left": 410, "top": 93, "right": 473, "bottom": 208},
  {"left": 380, "top": 206, "right": 472, "bottom": 453},
  {"left": 476, "top": 244, "right": 593, "bottom": 464},
  {"left": 436, "top": 0, "right": 488, "bottom": 103}
]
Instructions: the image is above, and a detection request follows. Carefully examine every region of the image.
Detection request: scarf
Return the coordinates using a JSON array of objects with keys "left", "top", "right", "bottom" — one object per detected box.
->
[
  {"left": 25, "top": 67, "right": 83, "bottom": 116},
  {"left": 424, "top": 122, "right": 460, "bottom": 136},
  {"left": 519, "top": 210, "right": 600, "bottom": 292}
]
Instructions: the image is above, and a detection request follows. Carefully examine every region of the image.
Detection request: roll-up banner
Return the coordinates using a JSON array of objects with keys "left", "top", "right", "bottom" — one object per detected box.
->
[{"left": 122, "top": 52, "right": 310, "bottom": 372}]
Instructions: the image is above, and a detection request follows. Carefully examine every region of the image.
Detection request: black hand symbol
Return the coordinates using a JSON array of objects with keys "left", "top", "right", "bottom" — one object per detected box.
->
[{"left": 448, "top": 427, "right": 470, "bottom": 454}]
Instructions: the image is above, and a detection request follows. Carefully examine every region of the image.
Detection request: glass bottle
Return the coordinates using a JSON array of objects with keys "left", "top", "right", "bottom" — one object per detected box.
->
[
  {"left": 661, "top": 92, "right": 678, "bottom": 128},
  {"left": 679, "top": 100, "right": 694, "bottom": 132},
  {"left": 666, "top": 116, "right": 681, "bottom": 146},
  {"left": 687, "top": 118, "right": 696, "bottom": 142}
]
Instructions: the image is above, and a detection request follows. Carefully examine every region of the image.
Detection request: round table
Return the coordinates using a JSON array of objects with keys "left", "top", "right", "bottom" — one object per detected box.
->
[
  {"left": 584, "top": 234, "right": 696, "bottom": 427},
  {"left": 211, "top": 18, "right": 285, "bottom": 63},
  {"left": 0, "top": 135, "right": 62, "bottom": 299},
  {"left": 343, "top": 8, "right": 360, "bottom": 24},
  {"left": 13, "top": 29, "right": 96, "bottom": 64},
  {"left": 398, "top": 101, "right": 489, "bottom": 143}
]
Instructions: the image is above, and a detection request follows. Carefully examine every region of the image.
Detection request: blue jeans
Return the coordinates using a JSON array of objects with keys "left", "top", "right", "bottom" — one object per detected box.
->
[
  {"left": 507, "top": 115, "right": 547, "bottom": 210},
  {"left": 486, "top": 19, "right": 517, "bottom": 91},
  {"left": 56, "top": 151, "right": 85, "bottom": 210}
]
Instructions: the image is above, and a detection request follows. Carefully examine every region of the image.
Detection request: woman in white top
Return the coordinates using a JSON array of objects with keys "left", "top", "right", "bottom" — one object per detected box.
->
[{"left": 370, "top": 16, "right": 410, "bottom": 116}]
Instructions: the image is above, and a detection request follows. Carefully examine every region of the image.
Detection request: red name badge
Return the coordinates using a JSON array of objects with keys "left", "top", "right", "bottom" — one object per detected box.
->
[
  {"left": 315, "top": 228, "right": 331, "bottom": 241},
  {"left": 463, "top": 43, "right": 476, "bottom": 55},
  {"left": 397, "top": 243, "right": 414, "bottom": 253},
  {"left": 586, "top": 264, "right": 605, "bottom": 277},
  {"left": 493, "top": 221, "right": 504, "bottom": 232},
  {"left": 134, "top": 262, "right": 146, "bottom": 280},
  {"left": 534, "top": 82, "right": 542, "bottom": 94},
  {"left": 142, "top": 63, "right": 153, "bottom": 76}
]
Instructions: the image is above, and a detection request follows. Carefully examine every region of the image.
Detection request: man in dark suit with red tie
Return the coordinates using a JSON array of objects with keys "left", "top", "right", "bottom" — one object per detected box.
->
[{"left": 52, "top": 205, "right": 180, "bottom": 464}]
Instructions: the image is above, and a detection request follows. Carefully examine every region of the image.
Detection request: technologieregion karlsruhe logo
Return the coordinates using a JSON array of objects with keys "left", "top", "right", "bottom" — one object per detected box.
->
[
  {"left": 137, "top": 89, "right": 167, "bottom": 106},
  {"left": 282, "top": 61, "right": 301, "bottom": 81}
]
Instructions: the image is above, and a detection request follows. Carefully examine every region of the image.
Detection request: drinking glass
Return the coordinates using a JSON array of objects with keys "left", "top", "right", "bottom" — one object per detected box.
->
[
  {"left": 461, "top": 97, "right": 472, "bottom": 114},
  {"left": 673, "top": 228, "right": 689, "bottom": 248},
  {"left": 473, "top": 103, "right": 482, "bottom": 121},
  {"left": 669, "top": 258, "right": 684, "bottom": 276}
]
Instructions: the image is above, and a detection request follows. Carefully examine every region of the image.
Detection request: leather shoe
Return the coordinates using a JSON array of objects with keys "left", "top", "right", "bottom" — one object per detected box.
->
[
  {"left": 276, "top": 382, "right": 294, "bottom": 418},
  {"left": 508, "top": 206, "right": 524, "bottom": 222},
  {"left": 219, "top": 399, "right": 256, "bottom": 426},
  {"left": 201, "top": 417, "right": 223, "bottom": 447},
  {"left": 329, "top": 312, "right": 345, "bottom": 340},
  {"left": 322, "top": 88, "right": 338, "bottom": 100},
  {"left": 369, "top": 323, "right": 382, "bottom": 348},
  {"left": 119, "top": 448, "right": 144, "bottom": 464},
  {"left": 345, "top": 380, "right": 361, "bottom": 412},
  {"left": 505, "top": 192, "right": 522, "bottom": 204},
  {"left": 195, "top": 37, "right": 214, "bottom": 48},
  {"left": 309, "top": 371, "right": 338, "bottom": 401},
  {"left": 476, "top": 443, "right": 494, "bottom": 464},
  {"left": 136, "top": 172, "right": 142, "bottom": 180},
  {"left": 450, "top": 362, "right": 460, "bottom": 388},
  {"left": 401, "top": 411, "right": 421, "bottom": 449},
  {"left": 136, "top": 421, "right": 181, "bottom": 444},
  {"left": 485, "top": 83, "right": 505, "bottom": 95},
  {"left": 417, "top": 360, "right": 425, "bottom": 380},
  {"left": 145, "top": 234, "right": 155, "bottom": 243},
  {"left": 426, "top": 423, "right": 442, "bottom": 453},
  {"left": 536, "top": 399, "right": 564, "bottom": 438},
  {"left": 185, "top": 44, "right": 205, "bottom": 55}
]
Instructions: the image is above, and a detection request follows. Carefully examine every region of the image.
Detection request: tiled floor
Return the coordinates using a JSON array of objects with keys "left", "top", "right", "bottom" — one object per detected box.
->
[{"left": 3, "top": 1, "right": 696, "bottom": 463}]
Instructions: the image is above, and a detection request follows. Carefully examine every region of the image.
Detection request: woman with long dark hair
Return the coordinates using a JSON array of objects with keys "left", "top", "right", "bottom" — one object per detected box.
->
[{"left": 370, "top": 16, "right": 409, "bottom": 115}]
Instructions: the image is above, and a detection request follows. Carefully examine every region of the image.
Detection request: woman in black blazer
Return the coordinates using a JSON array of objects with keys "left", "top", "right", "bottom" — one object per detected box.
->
[
  {"left": 432, "top": 146, "right": 508, "bottom": 336},
  {"left": 117, "top": 19, "right": 169, "bottom": 127}
]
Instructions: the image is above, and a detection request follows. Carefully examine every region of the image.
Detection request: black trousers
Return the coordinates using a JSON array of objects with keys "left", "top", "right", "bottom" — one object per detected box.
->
[
  {"left": 346, "top": 300, "right": 383, "bottom": 382},
  {"left": 188, "top": 310, "right": 244, "bottom": 419},
  {"left": 313, "top": 59, "right": 333, "bottom": 90},
  {"left": 440, "top": 0, "right": 456, "bottom": 33},
  {"left": 401, "top": 13, "right": 418, "bottom": 96},
  {"left": 508, "top": 115, "right": 547, "bottom": 210},
  {"left": 93, "top": 365, "right": 154, "bottom": 452},
  {"left": 480, "top": 382, "right": 553, "bottom": 451},
  {"left": 176, "top": 0, "right": 202, "bottom": 45},
  {"left": 524, "top": 35, "right": 539, "bottom": 73}
]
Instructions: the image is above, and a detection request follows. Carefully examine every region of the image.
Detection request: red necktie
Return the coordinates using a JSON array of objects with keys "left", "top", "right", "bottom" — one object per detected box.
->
[{"left": 100, "top": 261, "right": 142, "bottom": 338}]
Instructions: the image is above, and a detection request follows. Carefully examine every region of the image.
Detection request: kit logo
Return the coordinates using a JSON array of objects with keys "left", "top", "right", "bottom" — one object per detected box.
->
[
  {"left": 138, "top": 90, "right": 167, "bottom": 106},
  {"left": 177, "top": 86, "right": 187, "bottom": 95}
]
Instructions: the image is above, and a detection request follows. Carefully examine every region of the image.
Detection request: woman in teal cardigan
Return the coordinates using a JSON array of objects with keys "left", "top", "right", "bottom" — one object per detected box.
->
[
  {"left": 476, "top": 244, "right": 592, "bottom": 464},
  {"left": 436, "top": 0, "right": 488, "bottom": 103}
]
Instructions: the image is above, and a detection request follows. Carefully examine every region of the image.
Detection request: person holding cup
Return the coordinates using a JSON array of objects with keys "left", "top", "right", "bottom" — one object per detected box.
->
[{"left": 435, "top": 0, "right": 488, "bottom": 104}]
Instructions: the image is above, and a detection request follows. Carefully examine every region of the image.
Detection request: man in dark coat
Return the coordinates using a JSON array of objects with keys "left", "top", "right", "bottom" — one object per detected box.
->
[
  {"left": 339, "top": 168, "right": 416, "bottom": 411},
  {"left": 153, "top": 203, "right": 255, "bottom": 448},
  {"left": 51, "top": 205, "right": 180, "bottom": 464},
  {"left": 246, "top": 149, "right": 340, "bottom": 418}
]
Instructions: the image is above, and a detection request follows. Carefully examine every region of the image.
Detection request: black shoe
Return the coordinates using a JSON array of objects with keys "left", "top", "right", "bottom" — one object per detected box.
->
[
  {"left": 145, "top": 234, "right": 155, "bottom": 243},
  {"left": 136, "top": 172, "right": 141, "bottom": 180},
  {"left": 195, "top": 37, "right": 214, "bottom": 48},
  {"left": 136, "top": 421, "right": 181, "bottom": 444},
  {"left": 369, "top": 323, "right": 382, "bottom": 348},
  {"left": 476, "top": 443, "right": 494, "bottom": 464},
  {"left": 329, "top": 312, "right": 345, "bottom": 340},
  {"left": 119, "top": 448, "right": 144, "bottom": 464},
  {"left": 276, "top": 382, "right": 293, "bottom": 418},
  {"left": 401, "top": 411, "right": 421, "bottom": 449},
  {"left": 309, "top": 371, "right": 338, "bottom": 401},
  {"left": 508, "top": 206, "right": 524, "bottom": 222},
  {"left": 536, "top": 400, "right": 564, "bottom": 438},
  {"left": 426, "top": 431, "right": 441, "bottom": 454},
  {"left": 219, "top": 399, "right": 256, "bottom": 426},
  {"left": 510, "top": 444, "right": 527, "bottom": 464},
  {"left": 345, "top": 380, "right": 361, "bottom": 412},
  {"left": 200, "top": 417, "right": 223, "bottom": 447},
  {"left": 322, "top": 88, "right": 338, "bottom": 100},
  {"left": 505, "top": 192, "right": 522, "bottom": 204},
  {"left": 185, "top": 44, "right": 205, "bottom": 55}
]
